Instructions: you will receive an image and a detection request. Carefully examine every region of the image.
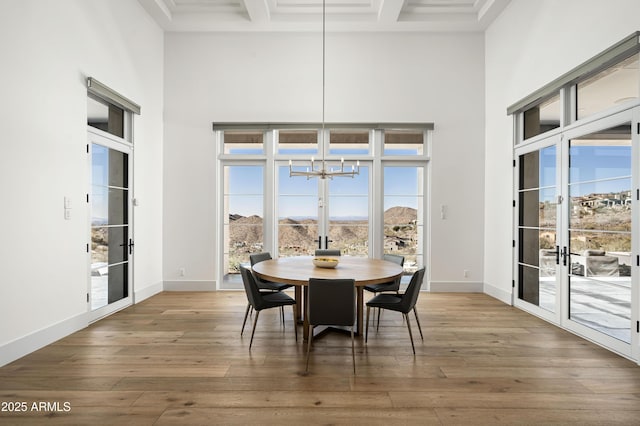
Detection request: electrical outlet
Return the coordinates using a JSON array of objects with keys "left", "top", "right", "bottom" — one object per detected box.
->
[
  {"left": 179, "top": 267, "right": 185, "bottom": 277},
  {"left": 463, "top": 269, "right": 469, "bottom": 278}
]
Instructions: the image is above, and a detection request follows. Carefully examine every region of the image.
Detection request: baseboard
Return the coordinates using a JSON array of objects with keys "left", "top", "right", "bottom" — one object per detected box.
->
[
  {"left": 135, "top": 280, "right": 163, "bottom": 302},
  {"left": 0, "top": 312, "right": 88, "bottom": 367},
  {"left": 428, "top": 281, "right": 483, "bottom": 292},
  {"left": 163, "top": 280, "right": 217, "bottom": 291},
  {"left": 483, "top": 282, "right": 513, "bottom": 305}
]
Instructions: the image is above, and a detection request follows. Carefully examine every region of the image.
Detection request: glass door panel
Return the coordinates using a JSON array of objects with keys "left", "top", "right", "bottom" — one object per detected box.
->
[
  {"left": 517, "top": 145, "right": 558, "bottom": 313},
  {"left": 222, "top": 165, "right": 264, "bottom": 285},
  {"left": 90, "top": 141, "right": 131, "bottom": 311},
  {"left": 328, "top": 166, "right": 369, "bottom": 256},
  {"left": 567, "top": 124, "right": 632, "bottom": 343},
  {"left": 278, "top": 165, "right": 319, "bottom": 256},
  {"left": 383, "top": 166, "right": 425, "bottom": 275}
]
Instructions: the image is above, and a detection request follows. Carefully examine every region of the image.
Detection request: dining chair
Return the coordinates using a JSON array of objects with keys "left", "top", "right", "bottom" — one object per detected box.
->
[
  {"left": 249, "top": 252, "right": 293, "bottom": 324},
  {"left": 239, "top": 265, "right": 297, "bottom": 350},
  {"left": 249, "top": 252, "right": 294, "bottom": 292},
  {"left": 315, "top": 249, "right": 341, "bottom": 256},
  {"left": 305, "top": 278, "right": 356, "bottom": 374},
  {"left": 365, "top": 267, "right": 426, "bottom": 354},
  {"left": 364, "top": 254, "right": 404, "bottom": 295}
]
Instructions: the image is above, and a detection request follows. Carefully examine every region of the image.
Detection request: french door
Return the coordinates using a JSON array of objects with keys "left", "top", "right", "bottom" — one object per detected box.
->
[
  {"left": 515, "top": 108, "right": 639, "bottom": 360},
  {"left": 277, "top": 162, "right": 370, "bottom": 257},
  {"left": 88, "top": 128, "right": 133, "bottom": 321}
]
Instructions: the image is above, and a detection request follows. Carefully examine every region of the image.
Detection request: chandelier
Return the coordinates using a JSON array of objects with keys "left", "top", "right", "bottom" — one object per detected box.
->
[{"left": 289, "top": 0, "right": 360, "bottom": 180}]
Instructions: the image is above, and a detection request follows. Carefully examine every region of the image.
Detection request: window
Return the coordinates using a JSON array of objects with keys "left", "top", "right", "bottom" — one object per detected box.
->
[
  {"left": 329, "top": 129, "right": 370, "bottom": 155},
  {"left": 223, "top": 165, "right": 264, "bottom": 278},
  {"left": 217, "top": 123, "right": 431, "bottom": 289},
  {"left": 88, "top": 95, "right": 125, "bottom": 139},
  {"left": 383, "top": 166, "right": 425, "bottom": 275},
  {"left": 223, "top": 130, "right": 264, "bottom": 154},
  {"left": 383, "top": 129, "right": 424, "bottom": 155},
  {"left": 523, "top": 94, "right": 561, "bottom": 140},
  {"left": 278, "top": 129, "right": 318, "bottom": 155},
  {"left": 577, "top": 53, "right": 639, "bottom": 121}
]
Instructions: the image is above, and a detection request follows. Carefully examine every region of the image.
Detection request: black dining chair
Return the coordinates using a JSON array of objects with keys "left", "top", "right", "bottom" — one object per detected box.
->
[
  {"left": 305, "top": 278, "right": 356, "bottom": 374},
  {"left": 365, "top": 267, "right": 426, "bottom": 354},
  {"left": 364, "top": 254, "right": 404, "bottom": 327},
  {"left": 364, "top": 254, "right": 404, "bottom": 295},
  {"left": 315, "top": 249, "right": 341, "bottom": 256},
  {"left": 249, "top": 252, "right": 293, "bottom": 292},
  {"left": 239, "top": 265, "right": 297, "bottom": 350},
  {"left": 249, "top": 252, "right": 293, "bottom": 324}
]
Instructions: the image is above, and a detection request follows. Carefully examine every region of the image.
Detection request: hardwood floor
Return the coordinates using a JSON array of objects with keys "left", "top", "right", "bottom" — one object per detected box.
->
[{"left": 1, "top": 291, "right": 640, "bottom": 425}]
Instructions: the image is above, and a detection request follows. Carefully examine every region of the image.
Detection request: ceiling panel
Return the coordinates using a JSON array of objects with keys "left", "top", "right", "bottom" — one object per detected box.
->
[{"left": 137, "top": 0, "right": 511, "bottom": 31}]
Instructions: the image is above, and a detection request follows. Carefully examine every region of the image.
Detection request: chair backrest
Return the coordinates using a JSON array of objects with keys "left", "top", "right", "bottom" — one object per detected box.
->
[
  {"left": 383, "top": 254, "right": 405, "bottom": 267},
  {"left": 308, "top": 278, "right": 355, "bottom": 327},
  {"left": 315, "top": 249, "right": 341, "bottom": 256},
  {"left": 399, "top": 267, "right": 426, "bottom": 313},
  {"left": 240, "top": 265, "right": 263, "bottom": 310},
  {"left": 249, "top": 252, "right": 272, "bottom": 266}
]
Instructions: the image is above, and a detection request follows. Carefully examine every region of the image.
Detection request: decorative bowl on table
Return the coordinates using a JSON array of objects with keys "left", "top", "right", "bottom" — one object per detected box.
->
[{"left": 313, "top": 257, "right": 339, "bottom": 269}]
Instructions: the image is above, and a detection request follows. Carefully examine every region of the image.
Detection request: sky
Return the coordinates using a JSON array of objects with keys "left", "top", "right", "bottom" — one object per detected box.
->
[
  {"left": 536, "top": 144, "right": 631, "bottom": 198},
  {"left": 226, "top": 164, "right": 422, "bottom": 219}
]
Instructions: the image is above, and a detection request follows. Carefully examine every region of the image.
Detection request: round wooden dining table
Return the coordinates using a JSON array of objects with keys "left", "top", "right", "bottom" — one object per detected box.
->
[{"left": 252, "top": 256, "right": 404, "bottom": 338}]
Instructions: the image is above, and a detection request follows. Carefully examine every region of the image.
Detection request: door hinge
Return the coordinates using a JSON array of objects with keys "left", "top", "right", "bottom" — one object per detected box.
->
[
  {"left": 636, "top": 255, "right": 639, "bottom": 267},
  {"left": 637, "top": 189, "right": 639, "bottom": 201},
  {"left": 637, "top": 321, "right": 639, "bottom": 333},
  {"left": 513, "top": 159, "right": 516, "bottom": 167},
  {"left": 513, "top": 200, "right": 516, "bottom": 207},
  {"left": 87, "top": 293, "right": 90, "bottom": 303},
  {"left": 512, "top": 240, "right": 516, "bottom": 248},
  {"left": 637, "top": 122, "right": 639, "bottom": 134},
  {"left": 86, "top": 194, "right": 89, "bottom": 203},
  {"left": 86, "top": 144, "right": 90, "bottom": 153},
  {"left": 512, "top": 280, "right": 515, "bottom": 288},
  {"left": 86, "top": 244, "right": 89, "bottom": 253}
]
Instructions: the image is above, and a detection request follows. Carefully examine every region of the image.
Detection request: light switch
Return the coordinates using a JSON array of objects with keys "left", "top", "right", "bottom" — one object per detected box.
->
[{"left": 64, "top": 196, "right": 71, "bottom": 208}]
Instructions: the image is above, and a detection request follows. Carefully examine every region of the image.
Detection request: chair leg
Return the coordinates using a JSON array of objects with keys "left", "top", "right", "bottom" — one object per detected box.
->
[
  {"left": 413, "top": 307, "right": 424, "bottom": 340},
  {"left": 404, "top": 313, "right": 416, "bottom": 355},
  {"left": 351, "top": 325, "right": 356, "bottom": 375},
  {"left": 281, "top": 306, "right": 285, "bottom": 326},
  {"left": 365, "top": 305, "right": 370, "bottom": 343},
  {"left": 249, "top": 310, "right": 260, "bottom": 351},
  {"left": 305, "top": 325, "right": 313, "bottom": 373},
  {"left": 292, "top": 304, "right": 298, "bottom": 342},
  {"left": 241, "top": 303, "right": 251, "bottom": 335},
  {"left": 376, "top": 306, "right": 381, "bottom": 332}
]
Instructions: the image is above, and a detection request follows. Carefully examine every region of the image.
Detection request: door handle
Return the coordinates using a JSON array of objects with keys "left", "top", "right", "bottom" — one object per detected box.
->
[
  {"left": 555, "top": 245, "right": 560, "bottom": 265},
  {"left": 561, "top": 246, "right": 568, "bottom": 266},
  {"left": 325, "top": 236, "right": 333, "bottom": 248},
  {"left": 128, "top": 238, "right": 134, "bottom": 255},
  {"left": 318, "top": 236, "right": 322, "bottom": 249}
]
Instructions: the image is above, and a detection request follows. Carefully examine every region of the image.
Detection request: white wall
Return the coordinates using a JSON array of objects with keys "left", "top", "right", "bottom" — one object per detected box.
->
[
  {"left": 163, "top": 31, "right": 486, "bottom": 290},
  {"left": 484, "top": 0, "right": 640, "bottom": 303},
  {"left": 0, "top": 0, "right": 164, "bottom": 366}
]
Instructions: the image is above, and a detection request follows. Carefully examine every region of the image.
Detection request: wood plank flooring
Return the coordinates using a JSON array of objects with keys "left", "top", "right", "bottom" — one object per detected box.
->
[{"left": 1, "top": 291, "right": 640, "bottom": 425}]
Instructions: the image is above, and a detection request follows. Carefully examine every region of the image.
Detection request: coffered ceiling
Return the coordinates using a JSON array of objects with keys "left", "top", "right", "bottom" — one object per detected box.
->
[{"left": 138, "top": 0, "right": 511, "bottom": 32}]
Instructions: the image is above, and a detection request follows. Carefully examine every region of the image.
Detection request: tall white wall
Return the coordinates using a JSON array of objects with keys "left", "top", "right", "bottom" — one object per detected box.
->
[
  {"left": 484, "top": 0, "right": 640, "bottom": 302},
  {"left": 0, "top": 0, "right": 164, "bottom": 366},
  {"left": 163, "top": 32, "right": 486, "bottom": 290}
]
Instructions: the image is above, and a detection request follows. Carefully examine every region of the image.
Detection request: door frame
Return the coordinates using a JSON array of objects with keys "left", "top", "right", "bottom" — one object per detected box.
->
[
  {"left": 560, "top": 109, "right": 638, "bottom": 360},
  {"left": 87, "top": 127, "right": 134, "bottom": 322},
  {"left": 513, "top": 134, "right": 563, "bottom": 326},
  {"left": 513, "top": 108, "right": 640, "bottom": 362}
]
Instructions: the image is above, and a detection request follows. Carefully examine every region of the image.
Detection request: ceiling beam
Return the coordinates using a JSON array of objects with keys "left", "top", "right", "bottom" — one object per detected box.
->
[
  {"left": 242, "top": 0, "right": 271, "bottom": 23},
  {"left": 377, "top": 0, "right": 405, "bottom": 23},
  {"left": 137, "top": 0, "right": 173, "bottom": 27}
]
